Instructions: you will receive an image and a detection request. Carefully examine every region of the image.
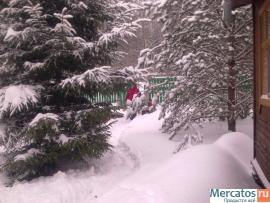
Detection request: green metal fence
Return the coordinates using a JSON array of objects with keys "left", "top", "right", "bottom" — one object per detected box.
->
[
  {"left": 90, "top": 76, "right": 252, "bottom": 108},
  {"left": 91, "top": 77, "right": 176, "bottom": 107},
  {"left": 148, "top": 77, "right": 176, "bottom": 103},
  {"left": 91, "top": 91, "right": 127, "bottom": 107}
]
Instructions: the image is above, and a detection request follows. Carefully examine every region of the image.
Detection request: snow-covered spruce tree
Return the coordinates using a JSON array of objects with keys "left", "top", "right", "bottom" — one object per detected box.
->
[
  {"left": 145, "top": 0, "right": 253, "bottom": 149},
  {"left": 0, "top": 0, "right": 144, "bottom": 181}
]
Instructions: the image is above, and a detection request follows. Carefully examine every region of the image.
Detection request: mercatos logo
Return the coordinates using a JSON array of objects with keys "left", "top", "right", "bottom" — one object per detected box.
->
[
  {"left": 257, "top": 189, "right": 270, "bottom": 202},
  {"left": 210, "top": 189, "right": 270, "bottom": 203}
]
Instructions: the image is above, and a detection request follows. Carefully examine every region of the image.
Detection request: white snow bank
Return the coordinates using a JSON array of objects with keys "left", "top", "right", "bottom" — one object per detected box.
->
[
  {"left": 0, "top": 142, "right": 138, "bottom": 203},
  {"left": 118, "top": 111, "right": 177, "bottom": 164},
  {"left": 0, "top": 110, "right": 256, "bottom": 203},
  {"left": 215, "top": 132, "right": 253, "bottom": 173},
  {"left": 98, "top": 132, "right": 257, "bottom": 203}
]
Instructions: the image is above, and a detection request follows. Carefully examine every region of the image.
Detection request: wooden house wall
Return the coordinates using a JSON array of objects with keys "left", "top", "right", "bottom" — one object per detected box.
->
[{"left": 254, "top": 0, "right": 270, "bottom": 185}]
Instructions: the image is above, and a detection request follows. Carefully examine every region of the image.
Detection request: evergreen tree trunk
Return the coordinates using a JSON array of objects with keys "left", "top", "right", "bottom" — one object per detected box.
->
[
  {"left": 227, "top": 60, "right": 236, "bottom": 132},
  {"left": 224, "top": 0, "right": 236, "bottom": 132}
]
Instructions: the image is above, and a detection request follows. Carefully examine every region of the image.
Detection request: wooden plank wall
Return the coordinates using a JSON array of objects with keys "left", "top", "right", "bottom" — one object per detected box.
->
[{"left": 254, "top": 0, "right": 270, "bottom": 185}]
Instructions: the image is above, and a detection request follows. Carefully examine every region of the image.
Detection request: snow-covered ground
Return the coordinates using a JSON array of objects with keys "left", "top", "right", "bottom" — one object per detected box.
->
[{"left": 0, "top": 110, "right": 257, "bottom": 203}]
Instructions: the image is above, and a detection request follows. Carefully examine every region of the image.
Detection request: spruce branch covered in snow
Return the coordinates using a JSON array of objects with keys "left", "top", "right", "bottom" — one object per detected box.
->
[
  {"left": 145, "top": 0, "right": 253, "bottom": 146},
  {"left": 0, "top": 0, "right": 146, "bottom": 181},
  {"left": 0, "top": 85, "right": 41, "bottom": 118}
]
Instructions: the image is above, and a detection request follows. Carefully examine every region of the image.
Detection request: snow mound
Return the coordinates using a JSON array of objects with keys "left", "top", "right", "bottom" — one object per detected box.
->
[
  {"left": 0, "top": 143, "right": 138, "bottom": 203},
  {"left": 98, "top": 133, "right": 256, "bottom": 203},
  {"left": 215, "top": 132, "right": 253, "bottom": 173},
  {"left": 118, "top": 111, "right": 177, "bottom": 164}
]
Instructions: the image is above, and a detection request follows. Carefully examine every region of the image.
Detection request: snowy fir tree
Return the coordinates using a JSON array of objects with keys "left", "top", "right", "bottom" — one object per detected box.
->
[
  {"left": 0, "top": 0, "right": 145, "bottom": 181},
  {"left": 144, "top": 0, "right": 253, "bottom": 149}
]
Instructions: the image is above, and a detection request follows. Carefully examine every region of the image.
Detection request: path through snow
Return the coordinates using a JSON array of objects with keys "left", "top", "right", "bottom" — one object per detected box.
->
[
  {"left": 0, "top": 140, "right": 140, "bottom": 203},
  {"left": 0, "top": 110, "right": 257, "bottom": 203}
]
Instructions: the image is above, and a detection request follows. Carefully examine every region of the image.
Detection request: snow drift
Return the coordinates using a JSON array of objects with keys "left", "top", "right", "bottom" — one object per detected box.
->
[
  {"left": 0, "top": 111, "right": 256, "bottom": 203},
  {"left": 98, "top": 133, "right": 256, "bottom": 203}
]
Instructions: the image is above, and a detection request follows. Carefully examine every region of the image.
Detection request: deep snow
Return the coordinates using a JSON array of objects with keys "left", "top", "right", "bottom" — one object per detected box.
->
[
  {"left": 99, "top": 133, "right": 256, "bottom": 203},
  {"left": 0, "top": 110, "right": 257, "bottom": 203}
]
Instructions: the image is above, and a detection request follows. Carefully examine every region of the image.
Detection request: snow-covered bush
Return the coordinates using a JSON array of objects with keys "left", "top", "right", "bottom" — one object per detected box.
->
[{"left": 0, "top": 0, "right": 145, "bottom": 181}]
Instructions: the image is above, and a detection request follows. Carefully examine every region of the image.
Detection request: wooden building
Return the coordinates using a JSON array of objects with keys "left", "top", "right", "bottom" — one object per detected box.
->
[
  {"left": 232, "top": 0, "right": 270, "bottom": 187},
  {"left": 251, "top": 0, "right": 270, "bottom": 188}
]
